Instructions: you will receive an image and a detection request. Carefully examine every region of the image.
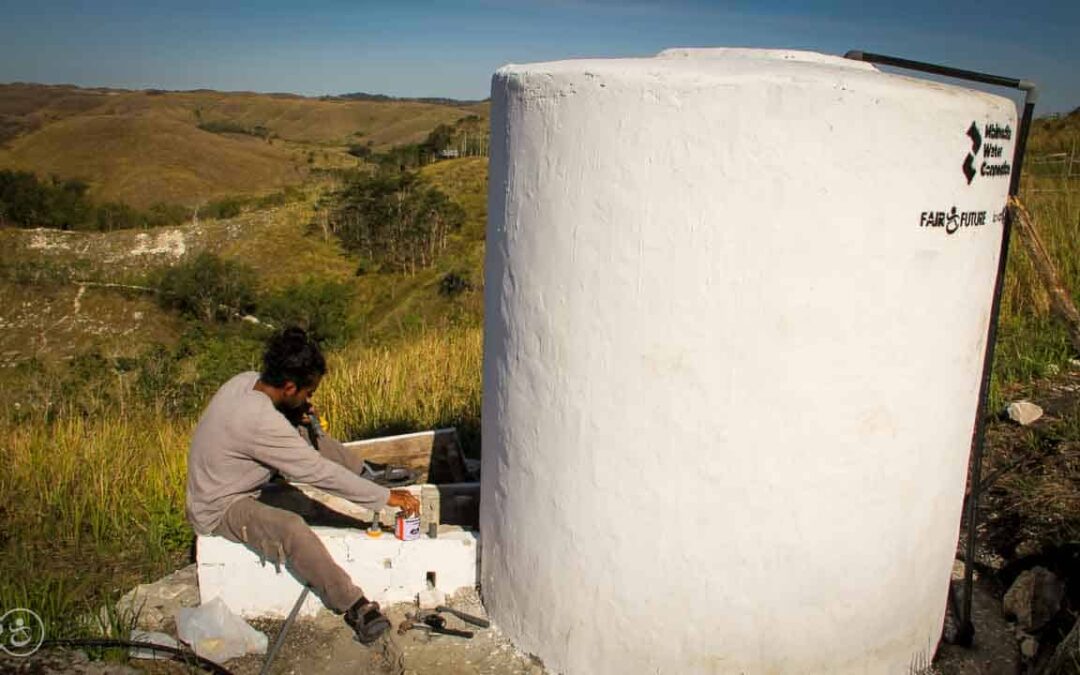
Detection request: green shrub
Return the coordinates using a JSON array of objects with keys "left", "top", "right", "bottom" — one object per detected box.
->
[
  {"left": 263, "top": 278, "right": 354, "bottom": 347},
  {"left": 155, "top": 252, "right": 258, "bottom": 323},
  {"left": 347, "top": 143, "right": 373, "bottom": 159},
  {"left": 203, "top": 198, "right": 243, "bottom": 220},
  {"left": 145, "top": 202, "right": 190, "bottom": 227},
  {"left": 197, "top": 120, "right": 271, "bottom": 139},
  {"left": 0, "top": 259, "right": 77, "bottom": 285},
  {"left": 181, "top": 325, "right": 265, "bottom": 392},
  {"left": 0, "top": 170, "right": 91, "bottom": 229},
  {"left": 0, "top": 169, "right": 192, "bottom": 231},
  {"left": 93, "top": 201, "right": 145, "bottom": 231},
  {"left": 439, "top": 271, "right": 472, "bottom": 297},
  {"left": 132, "top": 343, "right": 193, "bottom": 415},
  {"left": 254, "top": 186, "right": 304, "bottom": 210}
]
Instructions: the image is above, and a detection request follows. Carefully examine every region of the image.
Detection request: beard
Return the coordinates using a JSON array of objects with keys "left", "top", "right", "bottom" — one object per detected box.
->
[{"left": 277, "top": 399, "right": 309, "bottom": 425}]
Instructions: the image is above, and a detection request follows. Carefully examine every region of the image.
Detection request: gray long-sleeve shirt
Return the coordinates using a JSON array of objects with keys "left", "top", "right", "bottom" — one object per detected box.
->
[{"left": 185, "top": 371, "right": 390, "bottom": 535}]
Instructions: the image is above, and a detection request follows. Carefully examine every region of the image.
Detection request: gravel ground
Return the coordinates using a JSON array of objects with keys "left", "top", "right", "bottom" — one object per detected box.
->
[{"left": 221, "top": 588, "right": 543, "bottom": 675}]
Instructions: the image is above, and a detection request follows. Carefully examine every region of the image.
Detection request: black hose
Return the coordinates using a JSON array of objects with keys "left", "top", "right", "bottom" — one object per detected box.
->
[{"left": 39, "top": 639, "right": 233, "bottom": 675}]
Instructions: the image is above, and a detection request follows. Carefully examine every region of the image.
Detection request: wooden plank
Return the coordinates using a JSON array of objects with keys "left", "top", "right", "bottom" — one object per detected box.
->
[{"left": 342, "top": 428, "right": 469, "bottom": 483}]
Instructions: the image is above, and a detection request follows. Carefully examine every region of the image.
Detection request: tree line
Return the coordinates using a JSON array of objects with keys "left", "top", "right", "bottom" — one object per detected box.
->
[
  {"left": 0, "top": 169, "right": 298, "bottom": 231},
  {"left": 348, "top": 115, "right": 489, "bottom": 169}
]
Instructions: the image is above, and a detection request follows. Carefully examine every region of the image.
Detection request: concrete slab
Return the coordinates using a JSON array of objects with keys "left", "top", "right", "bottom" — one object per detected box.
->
[{"left": 197, "top": 527, "right": 479, "bottom": 619}]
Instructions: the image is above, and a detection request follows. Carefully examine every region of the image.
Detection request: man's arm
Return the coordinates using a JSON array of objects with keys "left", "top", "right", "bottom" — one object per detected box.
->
[{"left": 253, "top": 411, "right": 391, "bottom": 512}]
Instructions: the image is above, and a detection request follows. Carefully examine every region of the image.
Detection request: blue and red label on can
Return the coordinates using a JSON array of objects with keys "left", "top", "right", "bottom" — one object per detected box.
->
[{"left": 395, "top": 513, "right": 421, "bottom": 541}]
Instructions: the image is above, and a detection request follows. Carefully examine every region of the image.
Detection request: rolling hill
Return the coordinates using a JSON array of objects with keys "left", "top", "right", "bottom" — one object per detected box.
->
[{"left": 0, "top": 83, "right": 488, "bottom": 208}]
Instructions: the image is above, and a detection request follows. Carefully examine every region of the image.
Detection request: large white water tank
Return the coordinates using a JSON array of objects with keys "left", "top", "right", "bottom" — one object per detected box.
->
[{"left": 481, "top": 48, "right": 1017, "bottom": 674}]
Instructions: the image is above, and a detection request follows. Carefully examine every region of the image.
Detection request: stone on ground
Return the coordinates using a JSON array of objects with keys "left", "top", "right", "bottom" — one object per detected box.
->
[
  {"left": 1003, "top": 566, "right": 1065, "bottom": 632},
  {"left": 116, "top": 563, "right": 199, "bottom": 631},
  {"left": 1005, "top": 400, "right": 1044, "bottom": 426}
]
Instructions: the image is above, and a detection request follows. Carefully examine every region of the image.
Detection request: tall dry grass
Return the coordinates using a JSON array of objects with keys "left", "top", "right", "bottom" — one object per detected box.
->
[
  {"left": 320, "top": 327, "right": 483, "bottom": 446},
  {"left": 1, "top": 415, "right": 191, "bottom": 552},
  {"left": 0, "top": 412, "right": 193, "bottom": 637},
  {"left": 993, "top": 174, "right": 1080, "bottom": 397}
]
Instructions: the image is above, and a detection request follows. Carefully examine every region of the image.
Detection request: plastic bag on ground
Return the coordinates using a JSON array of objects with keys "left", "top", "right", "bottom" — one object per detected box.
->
[{"left": 176, "top": 596, "right": 268, "bottom": 663}]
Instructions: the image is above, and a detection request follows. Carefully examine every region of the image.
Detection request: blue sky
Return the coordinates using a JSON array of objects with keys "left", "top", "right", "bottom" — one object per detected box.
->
[{"left": 1, "top": 0, "right": 1077, "bottom": 113}]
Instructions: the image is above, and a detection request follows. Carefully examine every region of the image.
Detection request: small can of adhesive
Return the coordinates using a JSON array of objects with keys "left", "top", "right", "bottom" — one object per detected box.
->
[{"left": 395, "top": 513, "right": 421, "bottom": 541}]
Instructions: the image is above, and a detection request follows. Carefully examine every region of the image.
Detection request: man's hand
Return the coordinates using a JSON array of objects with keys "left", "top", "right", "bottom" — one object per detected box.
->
[
  {"left": 386, "top": 489, "right": 420, "bottom": 516},
  {"left": 299, "top": 403, "right": 316, "bottom": 426}
]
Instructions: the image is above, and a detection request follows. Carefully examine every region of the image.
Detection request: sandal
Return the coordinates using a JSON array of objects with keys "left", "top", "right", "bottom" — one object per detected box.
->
[{"left": 345, "top": 599, "right": 391, "bottom": 645}]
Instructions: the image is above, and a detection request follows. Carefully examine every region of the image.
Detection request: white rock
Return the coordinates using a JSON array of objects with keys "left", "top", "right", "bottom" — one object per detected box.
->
[
  {"left": 117, "top": 564, "right": 199, "bottom": 630},
  {"left": 418, "top": 587, "right": 446, "bottom": 610},
  {"left": 1020, "top": 635, "right": 1039, "bottom": 659},
  {"left": 1004, "top": 566, "right": 1065, "bottom": 631},
  {"left": 1006, "top": 401, "right": 1044, "bottom": 426}
]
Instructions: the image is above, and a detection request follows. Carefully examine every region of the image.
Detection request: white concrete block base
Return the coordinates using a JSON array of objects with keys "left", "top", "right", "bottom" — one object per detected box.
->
[{"left": 197, "top": 527, "right": 479, "bottom": 618}]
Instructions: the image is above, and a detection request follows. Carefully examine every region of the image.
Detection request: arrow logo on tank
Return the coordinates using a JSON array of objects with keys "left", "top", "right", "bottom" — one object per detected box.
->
[
  {"left": 967, "top": 121, "right": 982, "bottom": 154},
  {"left": 963, "top": 121, "right": 981, "bottom": 185},
  {"left": 963, "top": 154, "right": 978, "bottom": 184}
]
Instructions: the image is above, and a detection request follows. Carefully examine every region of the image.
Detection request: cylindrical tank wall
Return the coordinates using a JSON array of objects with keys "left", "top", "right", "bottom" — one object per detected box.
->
[{"left": 481, "top": 50, "right": 1017, "bottom": 674}]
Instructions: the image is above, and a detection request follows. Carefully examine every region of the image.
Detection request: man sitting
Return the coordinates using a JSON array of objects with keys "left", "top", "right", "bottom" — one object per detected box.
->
[{"left": 185, "top": 327, "right": 419, "bottom": 644}]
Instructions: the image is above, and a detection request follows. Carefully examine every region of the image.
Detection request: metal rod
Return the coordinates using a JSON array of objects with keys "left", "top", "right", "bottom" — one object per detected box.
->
[
  {"left": 846, "top": 50, "right": 1038, "bottom": 646},
  {"left": 957, "top": 94, "right": 1036, "bottom": 645},
  {"left": 260, "top": 586, "right": 310, "bottom": 675},
  {"left": 844, "top": 51, "right": 1026, "bottom": 90}
]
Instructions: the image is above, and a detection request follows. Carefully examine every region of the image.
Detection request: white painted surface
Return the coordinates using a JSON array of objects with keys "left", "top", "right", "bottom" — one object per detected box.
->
[
  {"left": 197, "top": 528, "right": 478, "bottom": 618},
  {"left": 481, "top": 49, "right": 1016, "bottom": 674},
  {"left": 656, "top": 47, "right": 879, "bottom": 71}
]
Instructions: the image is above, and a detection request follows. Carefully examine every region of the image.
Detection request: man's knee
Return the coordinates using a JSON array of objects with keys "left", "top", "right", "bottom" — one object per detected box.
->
[
  {"left": 239, "top": 509, "right": 310, "bottom": 563},
  {"left": 272, "top": 510, "right": 321, "bottom": 554}
]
